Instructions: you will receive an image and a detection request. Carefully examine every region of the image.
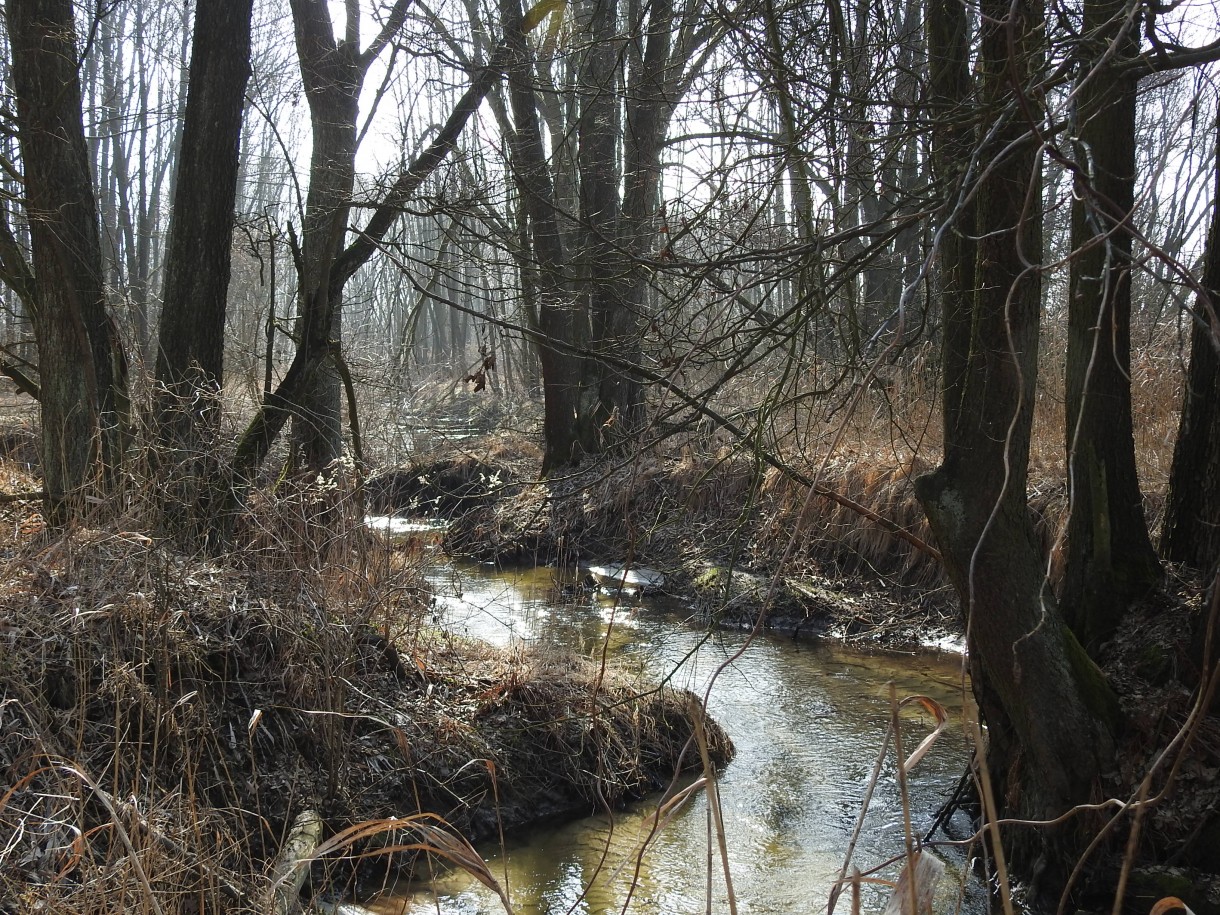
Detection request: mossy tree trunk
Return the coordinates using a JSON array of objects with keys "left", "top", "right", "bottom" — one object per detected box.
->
[
  {"left": 916, "top": 0, "right": 1120, "bottom": 895},
  {"left": 1061, "top": 0, "right": 1161, "bottom": 646}
]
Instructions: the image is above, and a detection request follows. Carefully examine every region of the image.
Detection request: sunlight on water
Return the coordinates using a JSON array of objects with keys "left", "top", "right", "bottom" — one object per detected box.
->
[{"left": 368, "top": 562, "right": 982, "bottom": 915}]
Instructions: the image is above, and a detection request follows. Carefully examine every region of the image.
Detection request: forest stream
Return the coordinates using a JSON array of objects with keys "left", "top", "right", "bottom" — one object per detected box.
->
[{"left": 362, "top": 555, "right": 985, "bottom": 915}]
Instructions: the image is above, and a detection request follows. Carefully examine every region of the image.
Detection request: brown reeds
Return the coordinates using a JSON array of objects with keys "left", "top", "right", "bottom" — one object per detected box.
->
[{"left": 0, "top": 470, "right": 729, "bottom": 913}]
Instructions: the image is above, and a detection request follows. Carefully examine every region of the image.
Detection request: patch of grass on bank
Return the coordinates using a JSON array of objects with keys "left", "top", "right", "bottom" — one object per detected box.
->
[{"left": 0, "top": 473, "right": 730, "bottom": 913}]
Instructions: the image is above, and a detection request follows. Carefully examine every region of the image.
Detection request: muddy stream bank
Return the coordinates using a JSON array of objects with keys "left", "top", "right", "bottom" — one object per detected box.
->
[{"left": 366, "top": 559, "right": 981, "bottom": 915}]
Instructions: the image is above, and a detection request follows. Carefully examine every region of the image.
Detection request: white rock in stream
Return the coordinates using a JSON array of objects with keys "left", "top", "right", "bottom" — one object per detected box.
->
[{"left": 585, "top": 563, "right": 665, "bottom": 595}]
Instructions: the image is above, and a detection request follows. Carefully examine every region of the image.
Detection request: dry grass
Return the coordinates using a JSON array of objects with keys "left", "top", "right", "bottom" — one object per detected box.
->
[
  {"left": 0, "top": 320, "right": 1196, "bottom": 912},
  {"left": 0, "top": 473, "right": 729, "bottom": 914}
]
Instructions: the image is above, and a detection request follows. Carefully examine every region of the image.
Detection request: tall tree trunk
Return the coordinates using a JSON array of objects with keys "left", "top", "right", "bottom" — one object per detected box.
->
[
  {"left": 7, "top": 0, "right": 126, "bottom": 525},
  {"left": 287, "top": 0, "right": 363, "bottom": 472},
  {"left": 153, "top": 0, "right": 254, "bottom": 545},
  {"left": 915, "top": 0, "right": 1119, "bottom": 893},
  {"left": 1162, "top": 111, "right": 1220, "bottom": 576},
  {"left": 501, "top": 0, "right": 588, "bottom": 473},
  {"left": 927, "top": 0, "right": 975, "bottom": 440},
  {"left": 618, "top": 0, "right": 674, "bottom": 432},
  {"left": 577, "top": 0, "right": 624, "bottom": 449},
  {"left": 1061, "top": 0, "right": 1161, "bottom": 645}
]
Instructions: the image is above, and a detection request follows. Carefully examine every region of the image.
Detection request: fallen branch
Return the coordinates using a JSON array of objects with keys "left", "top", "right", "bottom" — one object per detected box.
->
[
  {"left": 268, "top": 808, "right": 324, "bottom": 915},
  {"left": 0, "top": 490, "right": 45, "bottom": 503}
]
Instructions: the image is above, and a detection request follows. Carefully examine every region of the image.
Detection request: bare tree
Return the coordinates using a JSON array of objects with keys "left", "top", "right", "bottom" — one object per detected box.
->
[
  {"left": 1061, "top": 0, "right": 1162, "bottom": 645},
  {"left": 1163, "top": 108, "right": 1220, "bottom": 577},
  {"left": 152, "top": 0, "right": 255, "bottom": 544}
]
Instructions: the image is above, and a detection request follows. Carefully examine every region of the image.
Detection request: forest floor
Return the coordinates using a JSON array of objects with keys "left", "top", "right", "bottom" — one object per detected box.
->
[{"left": 0, "top": 426, "right": 731, "bottom": 913}]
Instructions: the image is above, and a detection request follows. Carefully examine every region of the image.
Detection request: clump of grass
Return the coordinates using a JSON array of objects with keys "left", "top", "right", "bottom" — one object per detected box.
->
[{"left": 0, "top": 469, "right": 728, "bottom": 913}]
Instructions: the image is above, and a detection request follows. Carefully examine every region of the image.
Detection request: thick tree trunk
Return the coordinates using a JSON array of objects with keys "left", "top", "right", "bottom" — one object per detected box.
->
[
  {"left": 1061, "top": 0, "right": 1161, "bottom": 645},
  {"left": 7, "top": 0, "right": 126, "bottom": 525},
  {"left": 152, "top": 0, "right": 254, "bottom": 545},
  {"left": 155, "top": 0, "right": 253, "bottom": 415},
  {"left": 1163, "top": 114, "right": 1220, "bottom": 576},
  {"left": 617, "top": 0, "right": 674, "bottom": 433},
  {"left": 926, "top": 0, "right": 975, "bottom": 441},
  {"left": 287, "top": 0, "right": 363, "bottom": 472},
  {"left": 578, "top": 0, "right": 625, "bottom": 447},
  {"left": 916, "top": 0, "right": 1119, "bottom": 894}
]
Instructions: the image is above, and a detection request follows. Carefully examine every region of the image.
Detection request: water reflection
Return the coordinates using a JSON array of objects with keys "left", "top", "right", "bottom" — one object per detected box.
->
[{"left": 375, "top": 562, "right": 978, "bottom": 915}]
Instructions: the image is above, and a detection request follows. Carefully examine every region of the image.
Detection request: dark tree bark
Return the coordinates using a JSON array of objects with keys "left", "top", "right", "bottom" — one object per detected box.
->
[
  {"left": 926, "top": 0, "right": 975, "bottom": 441},
  {"left": 614, "top": 0, "right": 676, "bottom": 433},
  {"left": 152, "top": 0, "right": 254, "bottom": 545},
  {"left": 577, "top": 0, "right": 627, "bottom": 449},
  {"left": 1162, "top": 112, "right": 1220, "bottom": 576},
  {"left": 1061, "top": 0, "right": 1161, "bottom": 645},
  {"left": 286, "top": 0, "right": 369, "bottom": 471},
  {"left": 7, "top": 0, "right": 127, "bottom": 525},
  {"left": 915, "top": 0, "right": 1119, "bottom": 893},
  {"left": 154, "top": 0, "right": 253, "bottom": 445}
]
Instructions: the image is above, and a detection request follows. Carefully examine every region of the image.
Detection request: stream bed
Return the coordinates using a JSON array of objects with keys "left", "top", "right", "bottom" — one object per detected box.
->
[{"left": 370, "top": 560, "right": 981, "bottom": 915}]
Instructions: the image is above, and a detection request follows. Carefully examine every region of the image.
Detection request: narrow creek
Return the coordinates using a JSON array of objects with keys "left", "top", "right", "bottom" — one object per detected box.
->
[{"left": 371, "top": 557, "right": 982, "bottom": 915}]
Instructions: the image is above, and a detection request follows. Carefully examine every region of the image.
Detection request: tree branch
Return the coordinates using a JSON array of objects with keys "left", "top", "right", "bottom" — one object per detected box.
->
[
  {"left": 0, "top": 209, "right": 37, "bottom": 316},
  {"left": 331, "top": 42, "right": 511, "bottom": 290},
  {"left": 0, "top": 361, "right": 39, "bottom": 400},
  {"left": 1121, "top": 39, "right": 1220, "bottom": 76},
  {"left": 359, "top": 0, "right": 414, "bottom": 70}
]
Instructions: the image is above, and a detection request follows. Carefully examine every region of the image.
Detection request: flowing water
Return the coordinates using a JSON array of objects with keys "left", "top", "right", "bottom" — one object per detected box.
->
[{"left": 368, "top": 559, "right": 981, "bottom": 915}]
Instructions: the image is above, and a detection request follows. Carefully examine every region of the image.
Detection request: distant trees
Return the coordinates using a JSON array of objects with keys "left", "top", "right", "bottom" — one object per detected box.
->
[
  {"left": 85, "top": 0, "right": 189, "bottom": 364},
  {"left": 500, "top": 0, "right": 723, "bottom": 471}
]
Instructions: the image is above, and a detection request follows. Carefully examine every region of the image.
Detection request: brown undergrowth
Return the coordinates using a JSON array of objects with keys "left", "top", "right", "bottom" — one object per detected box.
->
[
  {"left": 424, "top": 436, "right": 1081, "bottom": 643},
  {"left": 416, "top": 409, "right": 1176, "bottom": 647},
  {"left": 1093, "top": 574, "right": 1220, "bottom": 881},
  {"left": 0, "top": 474, "right": 730, "bottom": 914}
]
